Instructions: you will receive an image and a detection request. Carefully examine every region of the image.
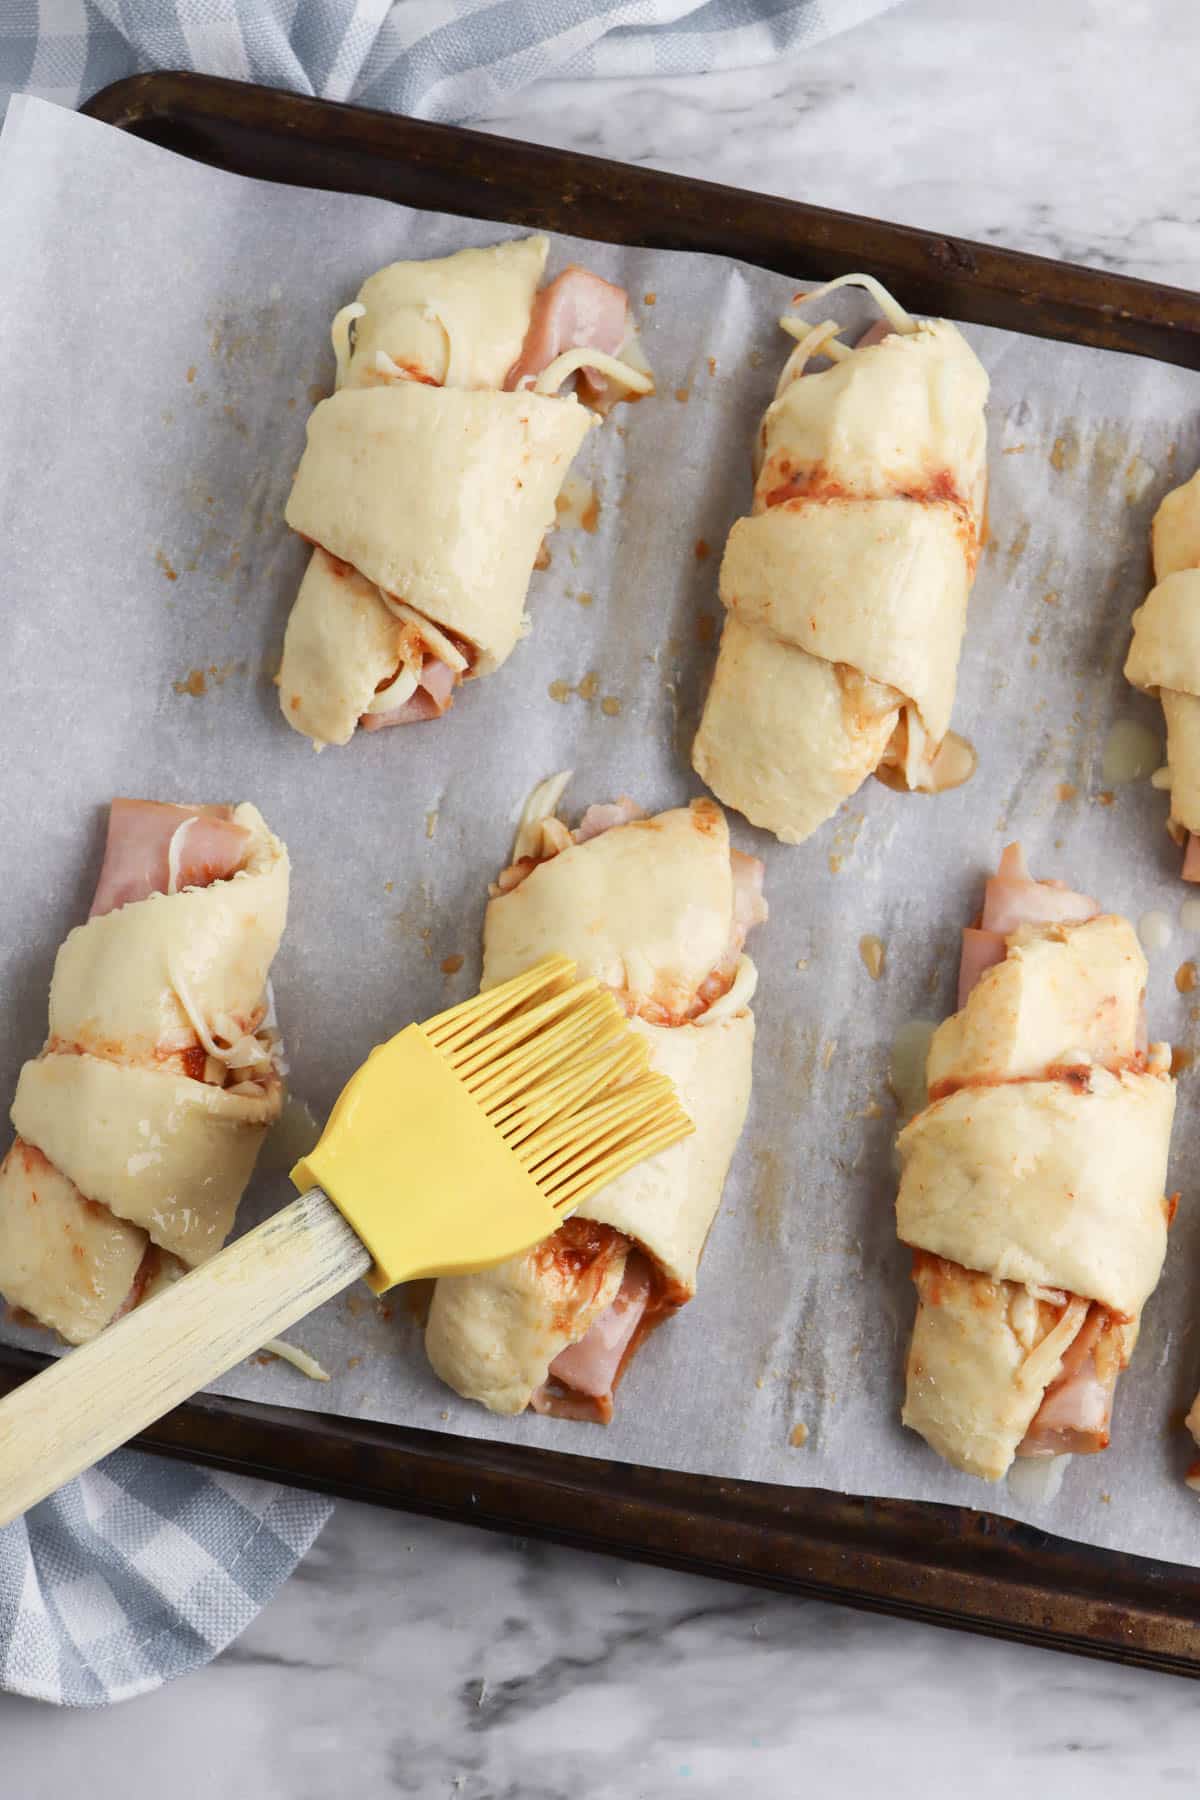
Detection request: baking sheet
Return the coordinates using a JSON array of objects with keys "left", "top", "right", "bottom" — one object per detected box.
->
[{"left": 3, "top": 93, "right": 1200, "bottom": 1565}]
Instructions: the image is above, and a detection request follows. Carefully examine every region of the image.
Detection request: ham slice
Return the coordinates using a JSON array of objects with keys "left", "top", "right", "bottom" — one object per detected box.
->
[
  {"left": 1018, "top": 1306, "right": 1116, "bottom": 1457},
  {"left": 359, "top": 657, "right": 459, "bottom": 731},
  {"left": 980, "top": 842, "right": 1098, "bottom": 934},
  {"left": 730, "top": 849, "right": 769, "bottom": 948},
  {"left": 575, "top": 797, "right": 644, "bottom": 842},
  {"left": 89, "top": 799, "right": 249, "bottom": 919},
  {"left": 505, "top": 266, "right": 629, "bottom": 402},
  {"left": 538, "top": 1252, "right": 653, "bottom": 1410},
  {"left": 957, "top": 926, "right": 1006, "bottom": 1009},
  {"left": 957, "top": 843, "right": 1100, "bottom": 1003},
  {"left": 1184, "top": 833, "right": 1200, "bottom": 883},
  {"left": 856, "top": 319, "right": 893, "bottom": 351}
]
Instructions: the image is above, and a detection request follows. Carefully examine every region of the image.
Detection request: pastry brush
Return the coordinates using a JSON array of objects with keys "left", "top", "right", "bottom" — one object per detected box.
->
[{"left": 0, "top": 954, "right": 691, "bottom": 1524}]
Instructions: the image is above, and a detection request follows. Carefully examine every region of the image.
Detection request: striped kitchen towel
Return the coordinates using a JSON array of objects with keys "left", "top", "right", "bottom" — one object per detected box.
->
[
  {"left": 0, "top": 1450, "right": 331, "bottom": 1705},
  {"left": 4, "top": 1, "right": 903, "bottom": 122}
]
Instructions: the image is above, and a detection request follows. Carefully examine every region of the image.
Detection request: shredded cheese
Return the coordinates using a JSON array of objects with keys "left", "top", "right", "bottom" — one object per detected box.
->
[
  {"left": 362, "top": 662, "right": 420, "bottom": 716},
  {"left": 779, "top": 314, "right": 853, "bottom": 360},
  {"left": 773, "top": 318, "right": 847, "bottom": 397},
  {"left": 168, "top": 953, "right": 273, "bottom": 1072},
  {"left": 377, "top": 595, "right": 469, "bottom": 673},
  {"left": 165, "top": 817, "right": 195, "bottom": 897},
  {"left": 534, "top": 348, "right": 655, "bottom": 398},
  {"left": 697, "top": 954, "right": 758, "bottom": 1026},
  {"left": 260, "top": 1338, "right": 331, "bottom": 1382},
  {"left": 511, "top": 770, "right": 574, "bottom": 862},
  {"left": 792, "top": 271, "right": 917, "bottom": 336},
  {"left": 1017, "top": 1294, "right": 1090, "bottom": 1397},
  {"left": 331, "top": 302, "right": 366, "bottom": 388}
]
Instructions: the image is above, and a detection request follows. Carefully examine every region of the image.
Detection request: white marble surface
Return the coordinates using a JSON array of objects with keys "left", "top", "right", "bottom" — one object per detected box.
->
[{"left": 9, "top": 0, "right": 1200, "bottom": 1781}]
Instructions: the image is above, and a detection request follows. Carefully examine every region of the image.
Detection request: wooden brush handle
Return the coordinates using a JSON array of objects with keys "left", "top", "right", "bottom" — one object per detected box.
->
[{"left": 0, "top": 1188, "right": 369, "bottom": 1527}]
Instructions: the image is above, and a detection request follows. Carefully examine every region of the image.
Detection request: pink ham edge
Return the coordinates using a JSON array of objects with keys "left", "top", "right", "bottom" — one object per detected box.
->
[
  {"left": 1019, "top": 1309, "right": 1116, "bottom": 1458},
  {"left": 574, "top": 797, "right": 644, "bottom": 842},
  {"left": 979, "top": 842, "right": 1099, "bottom": 935},
  {"left": 505, "top": 266, "right": 630, "bottom": 402},
  {"left": 534, "top": 1254, "right": 653, "bottom": 1415},
  {"left": 957, "top": 927, "right": 1006, "bottom": 1010},
  {"left": 1184, "top": 833, "right": 1200, "bottom": 882},
  {"left": 956, "top": 842, "right": 1100, "bottom": 1003},
  {"left": 359, "top": 657, "right": 459, "bottom": 732},
  {"left": 89, "top": 799, "right": 250, "bottom": 919},
  {"left": 730, "top": 848, "right": 769, "bottom": 946}
]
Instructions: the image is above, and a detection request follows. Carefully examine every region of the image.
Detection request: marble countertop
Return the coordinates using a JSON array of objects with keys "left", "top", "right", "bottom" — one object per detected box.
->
[{"left": 8, "top": 0, "right": 1200, "bottom": 1786}]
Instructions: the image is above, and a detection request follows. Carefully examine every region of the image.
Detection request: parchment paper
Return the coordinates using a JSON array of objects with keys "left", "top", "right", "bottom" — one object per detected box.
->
[{"left": 3, "top": 95, "right": 1200, "bottom": 1563}]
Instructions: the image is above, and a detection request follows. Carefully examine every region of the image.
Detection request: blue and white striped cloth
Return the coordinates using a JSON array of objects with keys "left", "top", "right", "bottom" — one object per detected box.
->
[
  {"left": 3, "top": 0, "right": 901, "bottom": 122},
  {"left": 1, "top": 1453, "right": 329, "bottom": 1705},
  {"left": 0, "top": 0, "right": 900, "bottom": 1711}
]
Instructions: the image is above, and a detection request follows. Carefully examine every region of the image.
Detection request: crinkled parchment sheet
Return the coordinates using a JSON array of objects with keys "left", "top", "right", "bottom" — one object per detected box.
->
[{"left": 3, "top": 96, "right": 1200, "bottom": 1562}]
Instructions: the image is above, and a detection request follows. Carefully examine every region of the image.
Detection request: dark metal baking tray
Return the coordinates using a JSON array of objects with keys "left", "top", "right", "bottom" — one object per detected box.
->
[{"left": 4, "top": 70, "right": 1197, "bottom": 1674}]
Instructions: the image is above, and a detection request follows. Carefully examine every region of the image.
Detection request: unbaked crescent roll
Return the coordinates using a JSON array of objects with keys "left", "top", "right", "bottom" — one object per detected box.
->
[
  {"left": 0, "top": 799, "right": 288, "bottom": 1343},
  {"left": 425, "top": 783, "right": 765, "bottom": 1420},
  {"left": 1125, "top": 467, "right": 1200, "bottom": 879},
  {"left": 280, "top": 238, "right": 653, "bottom": 748},
  {"left": 896, "top": 844, "right": 1175, "bottom": 1482},
  {"left": 693, "top": 275, "right": 988, "bottom": 844}
]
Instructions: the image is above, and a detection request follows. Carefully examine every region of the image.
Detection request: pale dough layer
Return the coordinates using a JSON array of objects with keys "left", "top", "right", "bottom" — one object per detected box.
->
[
  {"left": 285, "top": 383, "right": 591, "bottom": 673},
  {"left": 897, "top": 1070, "right": 1173, "bottom": 1321},
  {"left": 278, "top": 548, "right": 406, "bottom": 749},
  {"left": 483, "top": 800, "right": 736, "bottom": 1023},
  {"left": 429, "top": 801, "right": 756, "bottom": 1415},
  {"left": 925, "top": 915, "right": 1147, "bottom": 1091},
  {"left": 693, "top": 616, "right": 900, "bottom": 845},
  {"left": 0, "top": 1142, "right": 148, "bottom": 1345},
  {"left": 425, "top": 1011, "right": 755, "bottom": 1413},
  {"left": 344, "top": 235, "right": 548, "bottom": 391}
]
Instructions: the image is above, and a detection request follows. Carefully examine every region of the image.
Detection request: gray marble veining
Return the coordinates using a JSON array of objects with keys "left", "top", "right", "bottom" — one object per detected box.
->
[
  {"left": 8, "top": 0, "right": 1200, "bottom": 1786},
  {"left": 5, "top": 1504, "right": 1200, "bottom": 1796}
]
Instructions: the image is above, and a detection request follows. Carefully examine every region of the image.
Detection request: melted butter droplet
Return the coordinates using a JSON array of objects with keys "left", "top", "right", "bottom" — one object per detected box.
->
[
  {"left": 889, "top": 1019, "right": 938, "bottom": 1122},
  {"left": 859, "top": 934, "right": 886, "bottom": 980},
  {"left": 927, "top": 731, "right": 976, "bottom": 793},
  {"left": 1102, "top": 718, "right": 1162, "bottom": 786},
  {"left": 260, "top": 1095, "right": 321, "bottom": 1173},
  {"left": 1008, "top": 1453, "right": 1072, "bottom": 1506},
  {"left": 1139, "top": 910, "right": 1174, "bottom": 953}
]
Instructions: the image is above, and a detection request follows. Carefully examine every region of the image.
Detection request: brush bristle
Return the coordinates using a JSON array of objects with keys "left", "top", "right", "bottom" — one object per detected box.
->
[{"left": 424, "top": 954, "right": 693, "bottom": 1208}]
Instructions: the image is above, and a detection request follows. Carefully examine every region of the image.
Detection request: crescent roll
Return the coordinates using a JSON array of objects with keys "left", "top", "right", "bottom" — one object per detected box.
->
[
  {"left": 1125, "top": 467, "right": 1200, "bottom": 879},
  {"left": 280, "top": 238, "right": 653, "bottom": 748},
  {"left": 895, "top": 845, "right": 1175, "bottom": 1481},
  {"left": 693, "top": 274, "right": 988, "bottom": 844},
  {"left": 0, "top": 799, "right": 289, "bottom": 1344},
  {"left": 425, "top": 784, "right": 765, "bottom": 1420}
]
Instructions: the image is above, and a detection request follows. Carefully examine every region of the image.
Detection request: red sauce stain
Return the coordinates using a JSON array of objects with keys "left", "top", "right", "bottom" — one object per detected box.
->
[{"left": 179, "top": 1044, "right": 209, "bottom": 1082}]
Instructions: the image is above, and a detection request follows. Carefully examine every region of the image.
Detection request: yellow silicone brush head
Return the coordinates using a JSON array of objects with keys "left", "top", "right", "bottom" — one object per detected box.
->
[{"left": 291, "top": 954, "right": 693, "bottom": 1292}]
